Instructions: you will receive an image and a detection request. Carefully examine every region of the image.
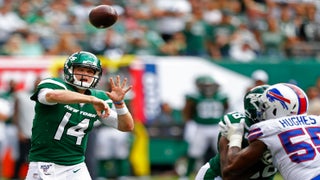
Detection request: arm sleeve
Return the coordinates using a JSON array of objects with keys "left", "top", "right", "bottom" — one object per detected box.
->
[
  {"left": 38, "top": 88, "right": 57, "bottom": 105},
  {"left": 99, "top": 109, "right": 118, "bottom": 128}
]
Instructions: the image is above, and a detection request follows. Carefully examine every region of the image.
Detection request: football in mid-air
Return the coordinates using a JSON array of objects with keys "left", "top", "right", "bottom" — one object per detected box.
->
[{"left": 89, "top": 5, "right": 118, "bottom": 29}]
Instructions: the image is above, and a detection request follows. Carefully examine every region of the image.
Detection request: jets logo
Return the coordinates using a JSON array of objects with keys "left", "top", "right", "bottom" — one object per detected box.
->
[
  {"left": 68, "top": 56, "right": 77, "bottom": 62},
  {"left": 266, "top": 88, "right": 290, "bottom": 110},
  {"left": 246, "top": 93, "right": 260, "bottom": 109}
]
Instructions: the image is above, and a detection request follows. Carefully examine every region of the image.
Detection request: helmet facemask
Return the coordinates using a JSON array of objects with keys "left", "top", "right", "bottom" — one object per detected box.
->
[
  {"left": 244, "top": 92, "right": 264, "bottom": 123},
  {"left": 196, "top": 76, "right": 218, "bottom": 97},
  {"left": 71, "top": 65, "right": 101, "bottom": 89}
]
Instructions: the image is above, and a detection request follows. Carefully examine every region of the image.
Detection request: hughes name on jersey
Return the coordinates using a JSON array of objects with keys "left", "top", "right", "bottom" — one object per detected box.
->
[{"left": 248, "top": 114, "right": 320, "bottom": 180}]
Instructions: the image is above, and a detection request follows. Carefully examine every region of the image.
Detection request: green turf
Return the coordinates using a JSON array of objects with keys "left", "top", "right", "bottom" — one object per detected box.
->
[
  {"left": 148, "top": 172, "right": 284, "bottom": 180},
  {"left": 274, "top": 172, "right": 284, "bottom": 180}
]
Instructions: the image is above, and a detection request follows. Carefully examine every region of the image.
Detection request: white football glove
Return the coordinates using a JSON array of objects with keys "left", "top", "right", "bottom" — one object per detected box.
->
[
  {"left": 219, "top": 115, "right": 236, "bottom": 137},
  {"left": 218, "top": 120, "right": 228, "bottom": 137},
  {"left": 227, "top": 118, "right": 245, "bottom": 148}
]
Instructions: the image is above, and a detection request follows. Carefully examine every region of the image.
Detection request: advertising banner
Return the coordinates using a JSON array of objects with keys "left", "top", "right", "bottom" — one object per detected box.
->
[{"left": 0, "top": 57, "right": 54, "bottom": 92}]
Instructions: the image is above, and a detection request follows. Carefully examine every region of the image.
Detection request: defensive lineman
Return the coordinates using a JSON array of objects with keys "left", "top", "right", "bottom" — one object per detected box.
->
[{"left": 223, "top": 83, "right": 320, "bottom": 180}]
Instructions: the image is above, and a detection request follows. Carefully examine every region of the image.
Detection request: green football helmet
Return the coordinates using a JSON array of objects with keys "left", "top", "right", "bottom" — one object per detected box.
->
[
  {"left": 244, "top": 84, "right": 270, "bottom": 123},
  {"left": 64, "top": 51, "right": 102, "bottom": 89},
  {"left": 195, "top": 75, "right": 219, "bottom": 97}
]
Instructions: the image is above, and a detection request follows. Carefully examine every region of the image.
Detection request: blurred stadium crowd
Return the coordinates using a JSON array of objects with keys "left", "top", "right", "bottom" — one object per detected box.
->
[
  {"left": 2, "top": 0, "right": 320, "bottom": 179},
  {"left": 0, "top": 0, "right": 320, "bottom": 61}
]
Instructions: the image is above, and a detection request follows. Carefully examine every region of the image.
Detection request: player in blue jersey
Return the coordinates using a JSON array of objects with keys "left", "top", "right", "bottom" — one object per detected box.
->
[
  {"left": 25, "top": 51, "right": 134, "bottom": 180},
  {"left": 223, "top": 83, "right": 320, "bottom": 180}
]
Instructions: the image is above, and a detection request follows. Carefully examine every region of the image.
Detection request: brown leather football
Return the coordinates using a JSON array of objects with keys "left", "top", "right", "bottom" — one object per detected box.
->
[{"left": 89, "top": 5, "right": 118, "bottom": 29}]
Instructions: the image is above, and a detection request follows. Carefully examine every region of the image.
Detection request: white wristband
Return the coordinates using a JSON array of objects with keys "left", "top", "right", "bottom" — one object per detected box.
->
[
  {"left": 116, "top": 105, "right": 129, "bottom": 115},
  {"left": 228, "top": 134, "right": 243, "bottom": 148}
]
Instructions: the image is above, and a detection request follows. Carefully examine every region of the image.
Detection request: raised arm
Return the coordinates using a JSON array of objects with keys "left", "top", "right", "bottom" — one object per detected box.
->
[
  {"left": 220, "top": 119, "right": 267, "bottom": 180},
  {"left": 222, "top": 140, "right": 267, "bottom": 179},
  {"left": 106, "top": 75, "right": 134, "bottom": 132}
]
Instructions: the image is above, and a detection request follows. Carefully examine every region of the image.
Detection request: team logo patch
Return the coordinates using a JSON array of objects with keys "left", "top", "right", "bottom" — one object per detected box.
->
[{"left": 266, "top": 88, "right": 290, "bottom": 110}]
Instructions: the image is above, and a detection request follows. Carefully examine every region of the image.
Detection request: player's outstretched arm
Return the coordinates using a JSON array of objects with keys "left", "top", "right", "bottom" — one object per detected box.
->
[
  {"left": 219, "top": 119, "right": 264, "bottom": 179},
  {"left": 106, "top": 75, "right": 134, "bottom": 132},
  {"left": 219, "top": 117, "right": 268, "bottom": 180},
  {"left": 44, "top": 89, "right": 110, "bottom": 117},
  {"left": 222, "top": 140, "right": 267, "bottom": 180},
  {"left": 219, "top": 136, "right": 253, "bottom": 179}
]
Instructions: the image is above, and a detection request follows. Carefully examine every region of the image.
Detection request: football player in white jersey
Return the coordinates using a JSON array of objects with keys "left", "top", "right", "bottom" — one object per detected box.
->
[{"left": 222, "top": 83, "right": 320, "bottom": 180}]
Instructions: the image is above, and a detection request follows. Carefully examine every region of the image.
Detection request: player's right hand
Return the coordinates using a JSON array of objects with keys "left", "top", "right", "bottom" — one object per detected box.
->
[{"left": 92, "top": 97, "right": 110, "bottom": 118}]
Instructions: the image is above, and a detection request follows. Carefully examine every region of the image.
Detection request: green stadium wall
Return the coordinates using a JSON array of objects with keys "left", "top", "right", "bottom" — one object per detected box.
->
[{"left": 215, "top": 60, "right": 320, "bottom": 91}]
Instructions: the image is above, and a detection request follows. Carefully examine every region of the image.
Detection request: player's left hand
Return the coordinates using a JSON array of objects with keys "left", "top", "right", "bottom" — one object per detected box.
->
[{"left": 106, "top": 75, "right": 132, "bottom": 102}]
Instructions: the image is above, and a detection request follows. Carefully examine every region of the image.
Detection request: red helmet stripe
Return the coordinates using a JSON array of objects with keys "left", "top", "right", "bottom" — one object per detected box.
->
[
  {"left": 268, "top": 91, "right": 291, "bottom": 103},
  {"left": 285, "top": 84, "right": 308, "bottom": 114}
]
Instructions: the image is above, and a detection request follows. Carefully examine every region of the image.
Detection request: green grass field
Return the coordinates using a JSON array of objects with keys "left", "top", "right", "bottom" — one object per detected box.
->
[
  {"left": 163, "top": 172, "right": 283, "bottom": 180},
  {"left": 148, "top": 172, "right": 284, "bottom": 180},
  {"left": 274, "top": 173, "right": 284, "bottom": 180}
]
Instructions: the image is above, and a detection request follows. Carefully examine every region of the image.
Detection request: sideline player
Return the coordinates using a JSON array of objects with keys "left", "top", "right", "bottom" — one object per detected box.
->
[
  {"left": 223, "top": 83, "right": 320, "bottom": 180},
  {"left": 195, "top": 85, "right": 277, "bottom": 180},
  {"left": 25, "top": 51, "right": 134, "bottom": 180},
  {"left": 182, "top": 75, "right": 229, "bottom": 179}
]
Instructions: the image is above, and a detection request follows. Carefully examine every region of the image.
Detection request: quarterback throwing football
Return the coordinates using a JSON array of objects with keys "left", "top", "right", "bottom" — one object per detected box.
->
[{"left": 26, "top": 51, "right": 134, "bottom": 180}]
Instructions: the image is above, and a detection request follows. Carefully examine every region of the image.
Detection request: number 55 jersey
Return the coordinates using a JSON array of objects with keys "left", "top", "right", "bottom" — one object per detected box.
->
[{"left": 248, "top": 114, "right": 320, "bottom": 180}]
